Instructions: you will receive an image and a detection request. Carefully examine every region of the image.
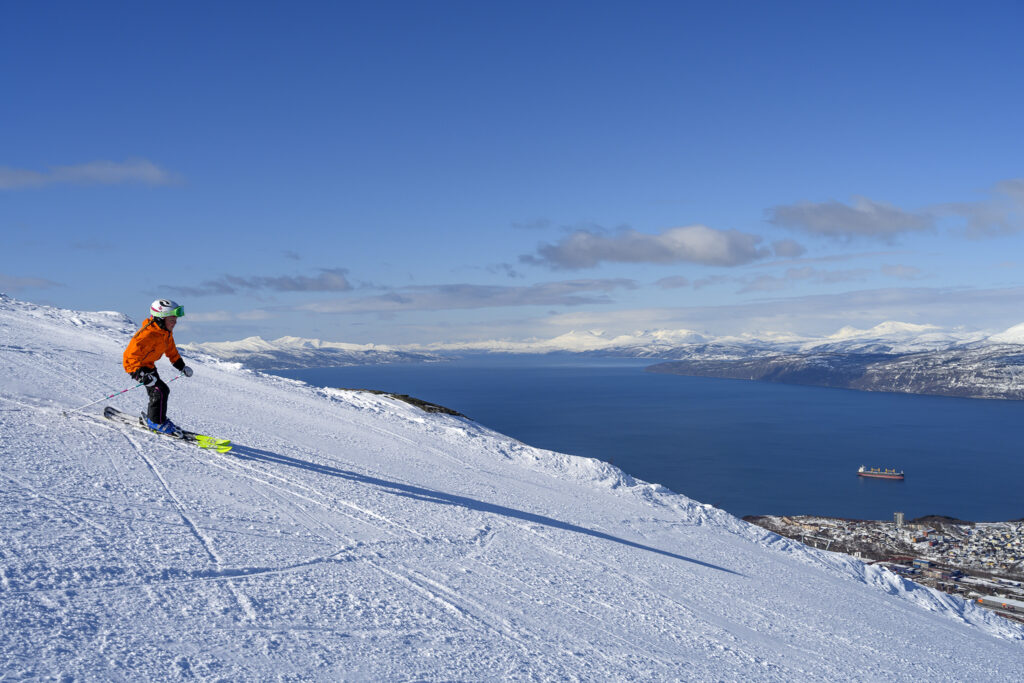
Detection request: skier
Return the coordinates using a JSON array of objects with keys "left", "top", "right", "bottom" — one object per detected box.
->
[{"left": 123, "top": 299, "right": 193, "bottom": 434}]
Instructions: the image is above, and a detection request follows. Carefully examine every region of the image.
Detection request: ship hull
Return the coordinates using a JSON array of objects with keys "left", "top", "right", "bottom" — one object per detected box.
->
[{"left": 858, "top": 472, "right": 904, "bottom": 480}]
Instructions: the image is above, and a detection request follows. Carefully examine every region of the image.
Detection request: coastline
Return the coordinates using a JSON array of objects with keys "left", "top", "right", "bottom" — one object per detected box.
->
[{"left": 744, "top": 513, "right": 1024, "bottom": 622}]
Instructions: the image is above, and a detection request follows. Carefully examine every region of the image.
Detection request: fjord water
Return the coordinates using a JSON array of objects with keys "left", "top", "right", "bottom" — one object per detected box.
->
[{"left": 275, "top": 357, "right": 1024, "bottom": 521}]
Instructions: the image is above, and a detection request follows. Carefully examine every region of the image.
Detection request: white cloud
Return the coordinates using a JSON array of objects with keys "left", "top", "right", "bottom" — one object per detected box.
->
[
  {"left": 768, "top": 179, "right": 1024, "bottom": 242},
  {"left": 0, "top": 159, "right": 180, "bottom": 189},
  {"left": 655, "top": 276, "right": 690, "bottom": 290},
  {"left": 511, "top": 218, "right": 553, "bottom": 230},
  {"left": 174, "top": 268, "right": 353, "bottom": 296},
  {"left": 667, "top": 265, "right": 883, "bottom": 295},
  {"left": 767, "top": 196, "right": 934, "bottom": 240},
  {"left": 935, "top": 178, "right": 1024, "bottom": 238},
  {"left": 0, "top": 274, "right": 63, "bottom": 292},
  {"left": 538, "top": 285, "right": 1024, "bottom": 338},
  {"left": 736, "top": 267, "right": 871, "bottom": 294},
  {"left": 692, "top": 275, "right": 732, "bottom": 290},
  {"left": 771, "top": 239, "right": 807, "bottom": 258},
  {"left": 880, "top": 264, "right": 924, "bottom": 280},
  {"left": 522, "top": 225, "right": 772, "bottom": 269},
  {"left": 183, "top": 309, "right": 278, "bottom": 325},
  {"left": 300, "top": 279, "right": 638, "bottom": 314}
]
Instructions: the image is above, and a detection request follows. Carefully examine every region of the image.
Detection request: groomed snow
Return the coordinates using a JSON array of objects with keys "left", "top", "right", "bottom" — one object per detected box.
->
[{"left": 1, "top": 294, "right": 1021, "bottom": 680}]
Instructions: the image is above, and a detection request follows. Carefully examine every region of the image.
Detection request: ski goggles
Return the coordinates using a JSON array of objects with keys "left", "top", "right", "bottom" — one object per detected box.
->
[{"left": 153, "top": 305, "right": 185, "bottom": 318}]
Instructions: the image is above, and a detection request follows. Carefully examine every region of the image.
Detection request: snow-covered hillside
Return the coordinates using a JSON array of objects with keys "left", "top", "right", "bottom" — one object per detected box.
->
[{"left": 2, "top": 294, "right": 1022, "bottom": 680}]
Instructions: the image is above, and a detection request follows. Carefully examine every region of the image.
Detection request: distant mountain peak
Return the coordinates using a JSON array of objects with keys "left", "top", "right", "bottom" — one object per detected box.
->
[
  {"left": 988, "top": 322, "right": 1024, "bottom": 344},
  {"left": 828, "top": 321, "right": 941, "bottom": 340}
]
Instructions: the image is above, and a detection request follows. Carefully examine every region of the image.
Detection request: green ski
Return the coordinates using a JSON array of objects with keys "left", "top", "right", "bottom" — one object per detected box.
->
[
  {"left": 194, "top": 434, "right": 233, "bottom": 453},
  {"left": 104, "top": 406, "right": 232, "bottom": 453}
]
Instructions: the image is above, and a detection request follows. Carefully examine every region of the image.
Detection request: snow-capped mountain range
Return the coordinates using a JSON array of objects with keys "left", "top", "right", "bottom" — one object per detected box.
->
[
  {"left": 184, "top": 321, "right": 1024, "bottom": 400},
  {"left": 185, "top": 321, "right": 1004, "bottom": 362},
  {"left": 2, "top": 293, "right": 1022, "bottom": 679},
  {"left": 182, "top": 334, "right": 439, "bottom": 370},
  {"left": 181, "top": 327, "right": 714, "bottom": 363},
  {"left": 636, "top": 323, "right": 1024, "bottom": 401}
]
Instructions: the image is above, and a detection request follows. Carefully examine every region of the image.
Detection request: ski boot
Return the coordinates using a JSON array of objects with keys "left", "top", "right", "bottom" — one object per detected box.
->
[{"left": 146, "top": 417, "right": 182, "bottom": 436}]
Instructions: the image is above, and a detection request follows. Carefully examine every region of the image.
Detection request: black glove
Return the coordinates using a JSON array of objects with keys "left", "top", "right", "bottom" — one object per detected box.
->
[
  {"left": 133, "top": 367, "right": 158, "bottom": 387},
  {"left": 173, "top": 358, "right": 193, "bottom": 377}
]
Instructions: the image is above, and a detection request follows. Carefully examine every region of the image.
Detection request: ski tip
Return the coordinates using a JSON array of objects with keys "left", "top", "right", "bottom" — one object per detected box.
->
[{"left": 195, "top": 435, "right": 232, "bottom": 453}]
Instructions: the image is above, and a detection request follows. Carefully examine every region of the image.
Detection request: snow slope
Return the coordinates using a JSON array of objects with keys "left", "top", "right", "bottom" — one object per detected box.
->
[{"left": 1, "top": 294, "right": 1021, "bottom": 680}]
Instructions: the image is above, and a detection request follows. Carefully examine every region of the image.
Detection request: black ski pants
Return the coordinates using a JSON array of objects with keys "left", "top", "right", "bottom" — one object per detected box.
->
[{"left": 144, "top": 371, "right": 171, "bottom": 424}]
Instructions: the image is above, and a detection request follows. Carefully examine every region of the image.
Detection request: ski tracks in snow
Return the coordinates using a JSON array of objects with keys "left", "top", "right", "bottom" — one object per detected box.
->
[
  {"left": 113, "top": 425, "right": 614, "bottom": 670},
  {"left": 110, "top": 426, "right": 259, "bottom": 622},
  {"left": 1, "top": 389, "right": 703, "bottom": 677},
  {"left": 167, "top": 436, "right": 720, "bottom": 676}
]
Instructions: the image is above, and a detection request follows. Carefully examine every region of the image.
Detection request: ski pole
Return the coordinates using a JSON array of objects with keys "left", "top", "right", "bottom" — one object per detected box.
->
[{"left": 63, "top": 373, "right": 183, "bottom": 417}]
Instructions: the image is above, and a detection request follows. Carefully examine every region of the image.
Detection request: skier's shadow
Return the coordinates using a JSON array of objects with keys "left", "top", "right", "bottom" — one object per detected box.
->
[{"left": 231, "top": 445, "right": 744, "bottom": 576}]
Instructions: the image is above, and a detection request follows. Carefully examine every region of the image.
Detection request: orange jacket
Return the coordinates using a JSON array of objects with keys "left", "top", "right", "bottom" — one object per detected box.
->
[{"left": 123, "top": 318, "right": 182, "bottom": 374}]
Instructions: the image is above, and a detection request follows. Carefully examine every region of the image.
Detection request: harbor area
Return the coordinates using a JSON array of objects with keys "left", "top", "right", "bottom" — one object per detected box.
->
[{"left": 744, "top": 514, "right": 1024, "bottom": 623}]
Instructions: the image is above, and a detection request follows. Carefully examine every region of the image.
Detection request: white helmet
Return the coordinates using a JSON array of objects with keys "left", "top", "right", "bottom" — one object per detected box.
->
[{"left": 150, "top": 299, "right": 184, "bottom": 318}]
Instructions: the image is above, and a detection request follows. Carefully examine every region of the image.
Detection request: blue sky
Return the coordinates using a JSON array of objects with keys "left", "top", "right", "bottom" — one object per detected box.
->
[{"left": 3, "top": 1, "right": 1024, "bottom": 344}]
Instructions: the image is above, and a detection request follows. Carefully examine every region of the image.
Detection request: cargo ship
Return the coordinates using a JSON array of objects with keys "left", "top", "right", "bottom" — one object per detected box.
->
[{"left": 858, "top": 465, "right": 904, "bottom": 480}]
